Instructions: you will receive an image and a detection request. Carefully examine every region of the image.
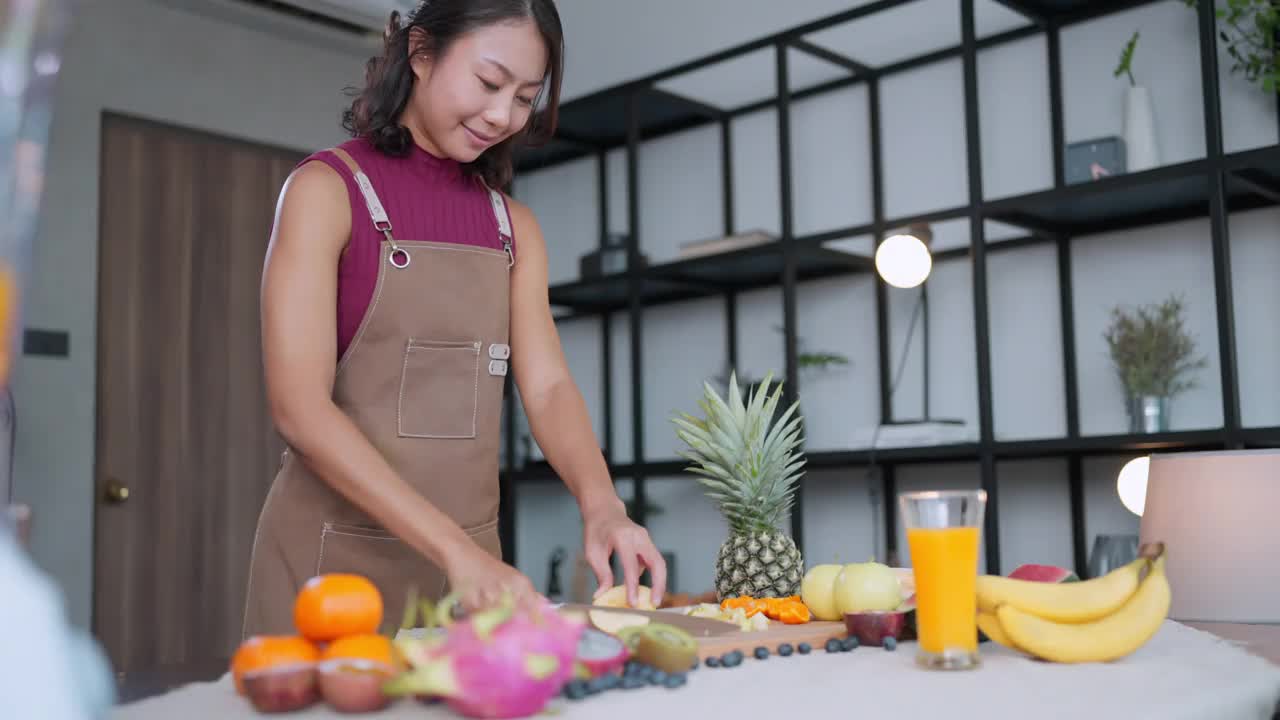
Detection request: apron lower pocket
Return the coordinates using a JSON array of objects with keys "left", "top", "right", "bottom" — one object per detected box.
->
[
  {"left": 315, "top": 522, "right": 449, "bottom": 623},
  {"left": 398, "top": 338, "right": 481, "bottom": 439}
]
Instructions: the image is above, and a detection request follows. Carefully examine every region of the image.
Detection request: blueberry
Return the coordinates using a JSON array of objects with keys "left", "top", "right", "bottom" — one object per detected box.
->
[
  {"left": 563, "top": 680, "right": 589, "bottom": 700},
  {"left": 621, "top": 676, "right": 646, "bottom": 690},
  {"left": 778, "top": 643, "right": 794, "bottom": 657},
  {"left": 705, "top": 656, "right": 720, "bottom": 668},
  {"left": 842, "top": 637, "right": 859, "bottom": 652},
  {"left": 825, "top": 638, "right": 842, "bottom": 653},
  {"left": 649, "top": 670, "right": 668, "bottom": 685},
  {"left": 884, "top": 637, "right": 898, "bottom": 651},
  {"left": 754, "top": 646, "right": 770, "bottom": 660},
  {"left": 722, "top": 651, "right": 744, "bottom": 667},
  {"left": 797, "top": 642, "right": 812, "bottom": 655},
  {"left": 664, "top": 673, "right": 687, "bottom": 689}
]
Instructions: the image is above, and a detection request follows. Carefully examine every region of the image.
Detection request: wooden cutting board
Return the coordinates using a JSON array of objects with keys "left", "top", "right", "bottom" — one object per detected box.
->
[
  {"left": 557, "top": 603, "right": 850, "bottom": 661},
  {"left": 690, "top": 620, "right": 849, "bottom": 661}
]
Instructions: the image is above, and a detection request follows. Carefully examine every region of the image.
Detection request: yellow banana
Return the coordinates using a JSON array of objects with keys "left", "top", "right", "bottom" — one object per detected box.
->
[
  {"left": 976, "top": 611, "right": 1018, "bottom": 650},
  {"left": 994, "top": 554, "right": 1171, "bottom": 664},
  {"left": 975, "top": 556, "right": 1147, "bottom": 623}
]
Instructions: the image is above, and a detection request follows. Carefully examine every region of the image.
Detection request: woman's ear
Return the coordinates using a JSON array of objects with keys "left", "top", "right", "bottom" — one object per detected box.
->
[{"left": 407, "top": 27, "right": 432, "bottom": 81}]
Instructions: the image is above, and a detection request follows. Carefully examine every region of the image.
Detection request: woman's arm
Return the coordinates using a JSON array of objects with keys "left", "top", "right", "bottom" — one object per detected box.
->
[
  {"left": 506, "top": 198, "right": 667, "bottom": 608},
  {"left": 259, "top": 161, "right": 477, "bottom": 573}
]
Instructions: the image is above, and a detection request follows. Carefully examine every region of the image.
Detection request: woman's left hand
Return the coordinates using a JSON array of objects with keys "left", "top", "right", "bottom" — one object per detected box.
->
[{"left": 582, "top": 500, "right": 667, "bottom": 609}]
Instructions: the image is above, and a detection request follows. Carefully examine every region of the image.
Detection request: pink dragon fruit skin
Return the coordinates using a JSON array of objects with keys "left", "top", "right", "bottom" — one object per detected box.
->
[{"left": 386, "top": 600, "right": 586, "bottom": 719}]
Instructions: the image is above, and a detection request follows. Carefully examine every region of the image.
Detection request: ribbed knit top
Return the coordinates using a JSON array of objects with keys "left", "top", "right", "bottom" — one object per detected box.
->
[{"left": 301, "top": 137, "right": 515, "bottom": 359}]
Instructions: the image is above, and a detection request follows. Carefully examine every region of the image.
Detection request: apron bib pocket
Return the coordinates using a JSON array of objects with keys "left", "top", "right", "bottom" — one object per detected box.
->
[{"left": 398, "top": 338, "right": 481, "bottom": 439}]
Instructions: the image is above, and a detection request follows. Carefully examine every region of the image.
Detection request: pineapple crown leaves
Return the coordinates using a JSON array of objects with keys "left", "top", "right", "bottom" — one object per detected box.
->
[{"left": 670, "top": 371, "right": 806, "bottom": 535}]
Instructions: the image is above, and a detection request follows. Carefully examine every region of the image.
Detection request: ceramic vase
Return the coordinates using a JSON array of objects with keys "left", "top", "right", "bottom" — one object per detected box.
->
[
  {"left": 1123, "top": 85, "right": 1160, "bottom": 172},
  {"left": 1127, "top": 394, "right": 1170, "bottom": 434}
]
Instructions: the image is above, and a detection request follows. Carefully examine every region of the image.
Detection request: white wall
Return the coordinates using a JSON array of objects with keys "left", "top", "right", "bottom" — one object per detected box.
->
[
  {"left": 510, "top": 0, "right": 1280, "bottom": 595},
  {"left": 11, "top": 0, "right": 367, "bottom": 628},
  {"left": 12, "top": 0, "right": 1279, "bottom": 622}
]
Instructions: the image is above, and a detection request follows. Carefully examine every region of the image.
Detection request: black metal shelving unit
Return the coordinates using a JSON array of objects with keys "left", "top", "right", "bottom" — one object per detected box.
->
[{"left": 496, "top": 0, "right": 1280, "bottom": 577}]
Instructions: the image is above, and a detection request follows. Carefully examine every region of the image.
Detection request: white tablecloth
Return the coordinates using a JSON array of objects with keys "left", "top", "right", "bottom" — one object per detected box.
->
[{"left": 111, "top": 620, "right": 1280, "bottom": 720}]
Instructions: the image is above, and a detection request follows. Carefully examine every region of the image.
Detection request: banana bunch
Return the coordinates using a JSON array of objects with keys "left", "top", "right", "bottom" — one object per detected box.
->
[{"left": 975, "top": 543, "right": 1171, "bottom": 663}]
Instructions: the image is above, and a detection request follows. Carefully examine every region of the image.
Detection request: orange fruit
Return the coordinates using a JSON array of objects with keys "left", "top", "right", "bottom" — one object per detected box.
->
[
  {"left": 294, "top": 574, "right": 384, "bottom": 642},
  {"left": 230, "top": 635, "right": 320, "bottom": 695},
  {"left": 321, "top": 633, "right": 396, "bottom": 667}
]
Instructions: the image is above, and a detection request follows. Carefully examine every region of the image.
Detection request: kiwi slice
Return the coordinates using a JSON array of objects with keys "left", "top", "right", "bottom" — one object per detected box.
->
[
  {"left": 632, "top": 623, "right": 698, "bottom": 674},
  {"left": 615, "top": 625, "right": 646, "bottom": 652}
]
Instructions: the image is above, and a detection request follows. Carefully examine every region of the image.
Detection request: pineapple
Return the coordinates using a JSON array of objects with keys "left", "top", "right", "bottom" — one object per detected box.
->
[{"left": 671, "top": 371, "right": 806, "bottom": 601}]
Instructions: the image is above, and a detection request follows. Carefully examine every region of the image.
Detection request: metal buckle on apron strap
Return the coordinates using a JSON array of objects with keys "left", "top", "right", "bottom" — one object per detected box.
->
[
  {"left": 378, "top": 222, "right": 410, "bottom": 269},
  {"left": 352, "top": 167, "right": 410, "bottom": 269}
]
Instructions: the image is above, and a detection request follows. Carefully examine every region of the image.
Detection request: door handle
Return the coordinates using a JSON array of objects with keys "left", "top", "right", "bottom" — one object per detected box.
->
[{"left": 103, "top": 479, "right": 130, "bottom": 504}]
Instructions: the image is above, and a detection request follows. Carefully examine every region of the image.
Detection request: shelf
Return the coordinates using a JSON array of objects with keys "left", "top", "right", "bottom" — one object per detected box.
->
[
  {"left": 548, "top": 240, "right": 873, "bottom": 314},
  {"left": 995, "top": 0, "right": 1163, "bottom": 25},
  {"left": 504, "top": 427, "right": 1280, "bottom": 484},
  {"left": 996, "top": 429, "right": 1230, "bottom": 459},
  {"left": 983, "top": 159, "right": 1215, "bottom": 236},
  {"left": 982, "top": 146, "right": 1280, "bottom": 236},
  {"left": 514, "top": 86, "right": 721, "bottom": 173},
  {"left": 1224, "top": 145, "right": 1280, "bottom": 208}
]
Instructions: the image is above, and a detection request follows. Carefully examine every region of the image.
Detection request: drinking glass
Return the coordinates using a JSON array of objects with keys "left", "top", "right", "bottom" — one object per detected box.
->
[{"left": 899, "top": 489, "right": 987, "bottom": 670}]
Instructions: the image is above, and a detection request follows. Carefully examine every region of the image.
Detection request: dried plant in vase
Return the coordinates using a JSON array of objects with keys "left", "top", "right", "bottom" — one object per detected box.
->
[{"left": 1103, "top": 294, "right": 1208, "bottom": 433}]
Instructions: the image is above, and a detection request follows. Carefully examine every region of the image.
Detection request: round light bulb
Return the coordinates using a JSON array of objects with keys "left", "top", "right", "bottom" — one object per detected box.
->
[
  {"left": 1116, "top": 456, "right": 1150, "bottom": 516},
  {"left": 875, "top": 233, "right": 932, "bottom": 289}
]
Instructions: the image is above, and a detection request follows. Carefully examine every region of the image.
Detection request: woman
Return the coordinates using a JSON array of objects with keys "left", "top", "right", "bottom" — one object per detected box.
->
[{"left": 242, "top": 0, "right": 665, "bottom": 638}]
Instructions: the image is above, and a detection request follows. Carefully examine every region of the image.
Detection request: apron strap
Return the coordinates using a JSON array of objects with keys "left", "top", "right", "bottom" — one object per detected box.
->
[
  {"left": 328, "top": 148, "right": 404, "bottom": 262},
  {"left": 482, "top": 184, "right": 515, "bottom": 268}
]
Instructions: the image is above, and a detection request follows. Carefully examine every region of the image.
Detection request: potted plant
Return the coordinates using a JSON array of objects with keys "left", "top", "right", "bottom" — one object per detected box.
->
[
  {"left": 1102, "top": 294, "right": 1208, "bottom": 433},
  {"left": 1182, "top": 0, "right": 1278, "bottom": 94},
  {"left": 1114, "top": 30, "right": 1161, "bottom": 172}
]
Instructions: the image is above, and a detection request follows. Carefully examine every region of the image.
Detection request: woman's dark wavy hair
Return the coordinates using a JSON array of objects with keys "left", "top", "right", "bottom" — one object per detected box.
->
[{"left": 341, "top": 0, "right": 564, "bottom": 190}]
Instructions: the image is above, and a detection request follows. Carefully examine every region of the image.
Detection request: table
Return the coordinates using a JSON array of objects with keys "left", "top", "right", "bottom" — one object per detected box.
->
[{"left": 111, "top": 620, "right": 1280, "bottom": 720}]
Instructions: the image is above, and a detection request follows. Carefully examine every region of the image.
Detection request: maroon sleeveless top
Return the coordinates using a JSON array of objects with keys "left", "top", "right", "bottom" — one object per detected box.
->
[{"left": 300, "top": 137, "right": 516, "bottom": 359}]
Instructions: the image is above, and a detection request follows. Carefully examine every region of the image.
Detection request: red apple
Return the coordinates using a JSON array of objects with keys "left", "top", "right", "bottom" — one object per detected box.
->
[{"left": 843, "top": 609, "right": 910, "bottom": 646}]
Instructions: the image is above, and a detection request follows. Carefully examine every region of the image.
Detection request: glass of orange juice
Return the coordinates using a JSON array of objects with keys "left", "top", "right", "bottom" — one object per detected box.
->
[{"left": 899, "top": 489, "right": 986, "bottom": 670}]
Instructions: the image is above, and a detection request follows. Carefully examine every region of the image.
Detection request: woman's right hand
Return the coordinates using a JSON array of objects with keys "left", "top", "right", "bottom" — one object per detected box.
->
[{"left": 443, "top": 542, "right": 544, "bottom": 613}]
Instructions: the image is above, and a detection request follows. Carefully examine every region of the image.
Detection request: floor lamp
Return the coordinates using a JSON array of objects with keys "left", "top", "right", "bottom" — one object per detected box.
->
[{"left": 869, "top": 223, "right": 947, "bottom": 564}]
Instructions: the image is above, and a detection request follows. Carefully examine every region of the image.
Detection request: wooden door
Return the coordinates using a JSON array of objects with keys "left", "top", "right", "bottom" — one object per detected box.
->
[{"left": 94, "top": 112, "right": 304, "bottom": 678}]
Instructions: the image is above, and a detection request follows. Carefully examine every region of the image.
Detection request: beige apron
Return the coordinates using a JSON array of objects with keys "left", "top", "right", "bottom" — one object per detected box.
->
[{"left": 241, "top": 147, "right": 513, "bottom": 639}]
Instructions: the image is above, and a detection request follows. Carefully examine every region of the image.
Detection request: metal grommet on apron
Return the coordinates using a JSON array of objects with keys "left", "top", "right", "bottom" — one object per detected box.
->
[{"left": 241, "top": 147, "right": 514, "bottom": 639}]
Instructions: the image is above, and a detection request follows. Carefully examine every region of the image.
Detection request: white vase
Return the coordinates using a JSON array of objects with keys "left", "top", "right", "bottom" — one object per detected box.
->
[{"left": 1123, "top": 85, "right": 1160, "bottom": 172}]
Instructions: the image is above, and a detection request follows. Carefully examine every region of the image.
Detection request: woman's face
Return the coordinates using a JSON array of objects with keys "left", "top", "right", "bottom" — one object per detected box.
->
[{"left": 409, "top": 19, "right": 548, "bottom": 163}]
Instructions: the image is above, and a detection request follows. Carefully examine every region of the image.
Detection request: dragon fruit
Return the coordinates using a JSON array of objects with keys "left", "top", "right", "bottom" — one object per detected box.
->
[
  {"left": 574, "top": 628, "right": 630, "bottom": 679},
  {"left": 383, "top": 594, "right": 585, "bottom": 719},
  {"left": 1007, "top": 564, "right": 1079, "bottom": 583}
]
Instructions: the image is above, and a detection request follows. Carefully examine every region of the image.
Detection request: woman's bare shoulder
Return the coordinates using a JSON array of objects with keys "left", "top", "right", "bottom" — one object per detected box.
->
[{"left": 271, "top": 157, "right": 352, "bottom": 255}]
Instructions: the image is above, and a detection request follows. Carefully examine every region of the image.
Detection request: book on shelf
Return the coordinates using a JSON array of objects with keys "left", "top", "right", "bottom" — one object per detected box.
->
[{"left": 676, "top": 229, "right": 775, "bottom": 259}]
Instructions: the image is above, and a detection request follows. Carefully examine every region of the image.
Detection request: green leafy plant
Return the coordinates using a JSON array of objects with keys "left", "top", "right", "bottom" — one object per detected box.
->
[
  {"left": 1103, "top": 294, "right": 1208, "bottom": 398},
  {"left": 1184, "top": 0, "right": 1279, "bottom": 93},
  {"left": 1115, "top": 30, "right": 1141, "bottom": 86}
]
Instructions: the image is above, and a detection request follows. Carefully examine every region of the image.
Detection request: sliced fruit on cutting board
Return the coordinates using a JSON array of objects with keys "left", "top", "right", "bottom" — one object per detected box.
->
[
  {"left": 557, "top": 603, "right": 737, "bottom": 638},
  {"left": 593, "top": 584, "right": 656, "bottom": 610},
  {"left": 587, "top": 609, "right": 649, "bottom": 635}
]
